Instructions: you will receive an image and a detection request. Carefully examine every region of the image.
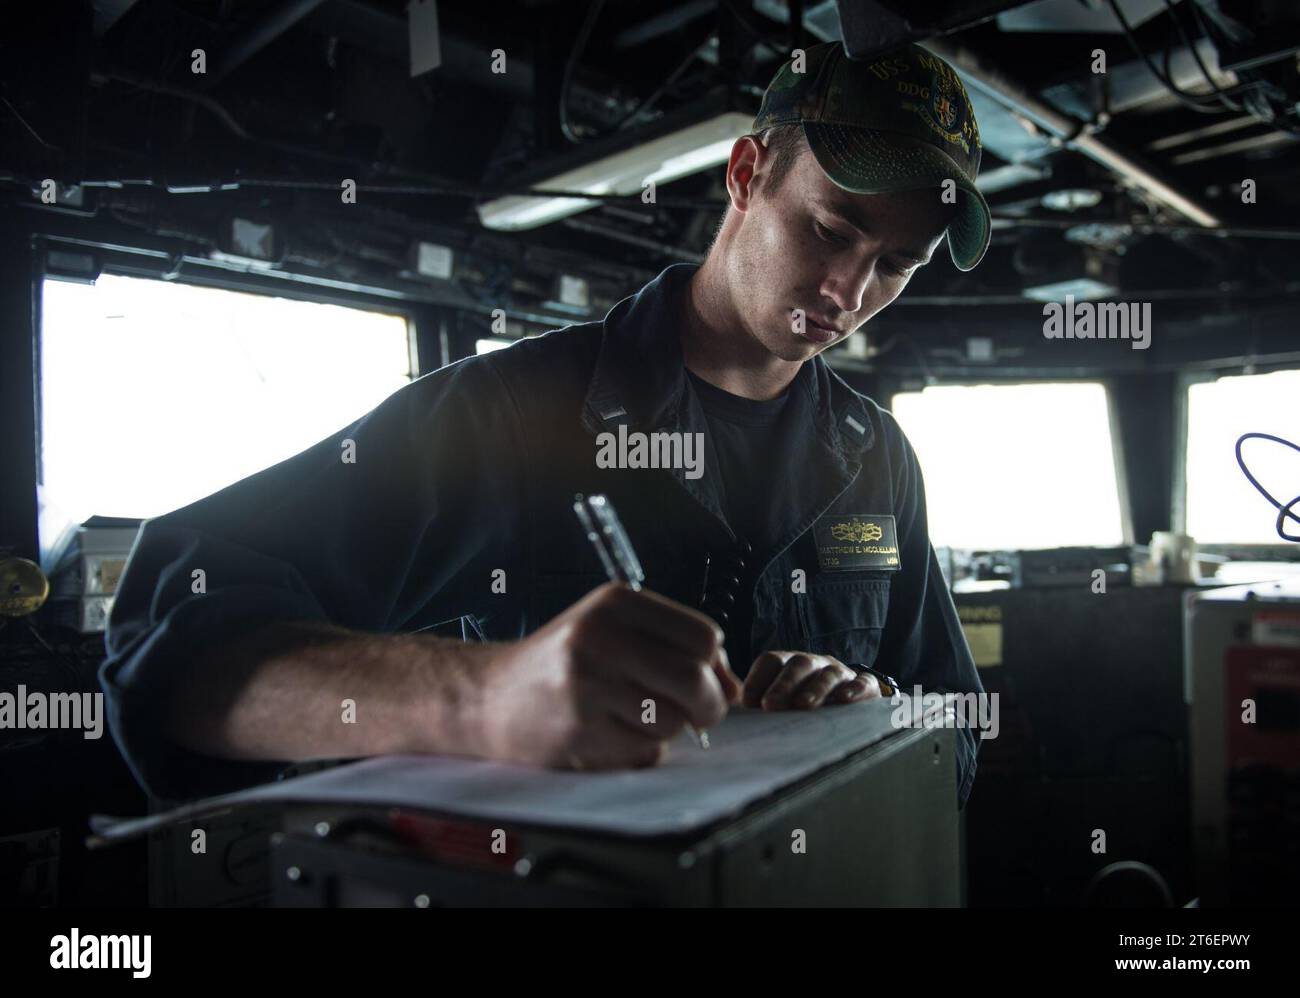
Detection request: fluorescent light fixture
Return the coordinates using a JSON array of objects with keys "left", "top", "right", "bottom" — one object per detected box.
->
[
  {"left": 1022, "top": 278, "right": 1118, "bottom": 302},
  {"left": 1040, "top": 188, "right": 1104, "bottom": 211},
  {"left": 477, "top": 111, "right": 753, "bottom": 231},
  {"left": 642, "top": 137, "right": 739, "bottom": 185},
  {"left": 975, "top": 162, "right": 1048, "bottom": 194},
  {"left": 475, "top": 337, "right": 513, "bottom": 354}
]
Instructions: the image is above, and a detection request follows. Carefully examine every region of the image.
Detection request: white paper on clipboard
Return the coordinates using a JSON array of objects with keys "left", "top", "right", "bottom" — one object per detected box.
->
[{"left": 96, "top": 700, "right": 907, "bottom": 842}]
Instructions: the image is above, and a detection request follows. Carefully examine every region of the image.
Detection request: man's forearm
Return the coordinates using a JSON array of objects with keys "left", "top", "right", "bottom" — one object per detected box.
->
[{"left": 163, "top": 620, "right": 495, "bottom": 764}]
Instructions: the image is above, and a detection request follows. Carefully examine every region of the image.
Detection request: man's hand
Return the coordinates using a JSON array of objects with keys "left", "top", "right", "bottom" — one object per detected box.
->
[
  {"left": 742, "top": 651, "right": 880, "bottom": 710},
  {"left": 479, "top": 582, "right": 742, "bottom": 770}
]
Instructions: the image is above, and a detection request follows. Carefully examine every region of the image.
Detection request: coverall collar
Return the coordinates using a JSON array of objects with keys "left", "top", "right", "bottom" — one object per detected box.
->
[{"left": 580, "top": 262, "right": 876, "bottom": 463}]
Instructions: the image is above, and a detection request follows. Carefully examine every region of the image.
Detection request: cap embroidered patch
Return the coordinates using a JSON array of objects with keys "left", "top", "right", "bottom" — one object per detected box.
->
[{"left": 814, "top": 514, "right": 900, "bottom": 571}]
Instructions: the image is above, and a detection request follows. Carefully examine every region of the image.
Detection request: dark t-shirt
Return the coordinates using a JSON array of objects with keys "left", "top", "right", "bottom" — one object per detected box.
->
[{"left": 687, "top": 369, "right": 804, "bottom": 676}]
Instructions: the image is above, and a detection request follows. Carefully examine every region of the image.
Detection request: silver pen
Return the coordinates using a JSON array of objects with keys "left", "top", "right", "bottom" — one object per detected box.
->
[{"left": 573, "top": 493, "right": 710, "bottom": 750}]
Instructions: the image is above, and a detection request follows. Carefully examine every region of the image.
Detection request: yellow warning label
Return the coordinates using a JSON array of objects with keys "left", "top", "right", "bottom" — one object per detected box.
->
[{"left": 961, "top": 620, "right": 1002, "bottom": 667}]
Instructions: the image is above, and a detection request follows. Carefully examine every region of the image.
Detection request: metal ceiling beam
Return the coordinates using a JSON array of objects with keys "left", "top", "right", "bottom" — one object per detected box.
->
[
  {"left": 1147, "top": 115, "right": 1259, "bottom": 152},
  {"left": 613, "top": 0, "right": 714, "bottom": 49},
  {"left": 205, "top": 0, "right": 330, "bottom": 88},
  {"left": 835, "top": 0, "right": 1031, "bottom": 59},
  {"left": 92, "top": 0, "right": 140, "bottom": 37},
  {"left": 922, "top": 36, "right": 1222, "bottom": 227},
  {"left": 1169, "top": 130, "right": 1297, "bottom": 166}
]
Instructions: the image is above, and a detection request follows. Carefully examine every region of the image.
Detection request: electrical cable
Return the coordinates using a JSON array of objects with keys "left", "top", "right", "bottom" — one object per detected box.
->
[
  {"left": 1105, "top": 0, "right": 1233, "bottom": 114},
  {"left": 1234, "top": 432, "right": 1300, "bottom": 542},
  {"left": 1160, "top": 0, "right": 1241, "bottom": 110},
  {"left": 1, "top": 95, "right": 59, "bottom": 149},
  {"left": 614, "top": 42, "right": 706, "bottom": 132},
  {"left": 1158, "top": 43, "right": 1266, "bottom": 106},
  {"left": 559, "top": 0, "right": 607, "bottom": 144}
]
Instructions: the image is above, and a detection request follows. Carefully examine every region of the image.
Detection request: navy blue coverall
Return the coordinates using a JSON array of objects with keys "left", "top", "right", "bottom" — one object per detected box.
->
[{"left": 101, "top": 263, "right": 984, "bottom": 806}]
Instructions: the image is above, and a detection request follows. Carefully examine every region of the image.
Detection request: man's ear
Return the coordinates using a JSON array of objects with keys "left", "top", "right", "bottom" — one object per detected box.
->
[{"left": 725, "top": 135, "right": 764, "bottom": 214}]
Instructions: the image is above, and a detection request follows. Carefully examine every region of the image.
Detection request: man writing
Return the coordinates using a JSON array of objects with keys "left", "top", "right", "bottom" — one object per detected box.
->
[{"left": 103, "top": 41, "right": 989, "bottom": 807}]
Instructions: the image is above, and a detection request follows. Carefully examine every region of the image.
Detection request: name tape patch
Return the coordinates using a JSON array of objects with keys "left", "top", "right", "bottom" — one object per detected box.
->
[{"left": 814, "top": 514, "right": 901, "bottom": 571}]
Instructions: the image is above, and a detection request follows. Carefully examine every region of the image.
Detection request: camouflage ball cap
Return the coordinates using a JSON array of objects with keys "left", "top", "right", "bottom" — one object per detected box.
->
[{"left": 754, "top": 41, "right": 991, "bottom": 271}]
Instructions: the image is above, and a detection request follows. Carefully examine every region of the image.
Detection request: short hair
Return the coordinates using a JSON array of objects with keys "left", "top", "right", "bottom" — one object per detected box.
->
[{"left": 754, "top": 123, "right": 808, "bottom": 194}]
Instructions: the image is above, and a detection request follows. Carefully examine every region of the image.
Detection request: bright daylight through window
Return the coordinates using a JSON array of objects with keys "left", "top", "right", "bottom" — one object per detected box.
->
[
  {"left": 1185, "top": 369, "right": 1300, "bottom": 544},
  {"left": 40, "top": 274, "right": 411, "bottom": 525},
  {"left": 892, "top": 382, "right": 1125, "bottom": 550}
]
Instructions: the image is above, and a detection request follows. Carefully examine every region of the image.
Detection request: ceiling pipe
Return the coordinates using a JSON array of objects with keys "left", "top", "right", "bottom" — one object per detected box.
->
[{"left": 922, "top": 36, "right": 1222, "bottom": 228}]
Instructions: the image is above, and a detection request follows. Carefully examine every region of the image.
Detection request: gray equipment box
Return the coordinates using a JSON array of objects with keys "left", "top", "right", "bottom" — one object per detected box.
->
[{"left": 269, "top": 724, "right": 960, "bottom": 907}]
